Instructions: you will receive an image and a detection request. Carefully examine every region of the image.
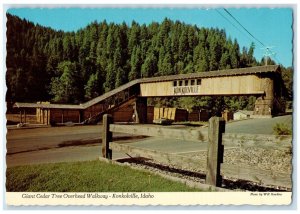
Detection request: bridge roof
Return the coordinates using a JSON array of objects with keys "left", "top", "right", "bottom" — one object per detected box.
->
[
  {"left": 140, "top": 65, "right": 280, "bottom": 83},
  {"left": 13, "top": 102, "right": 84, "bottom": 109},
  {"left": 81, "top": 79, "right": 140, "bottom": 108}
]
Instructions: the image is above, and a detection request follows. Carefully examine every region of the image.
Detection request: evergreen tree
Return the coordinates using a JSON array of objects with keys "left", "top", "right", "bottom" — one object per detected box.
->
[
  {"left": 141, "top": 52, "right": 157, "bottom": 78},
  {"left": 128, "top": 21, "right": 140, "bottom": 54},
  {"left": 129, "top": 46, "right": 142, "bottom": 80},
  {"left": 50, "top": 61, "right": 81, "bottom": 103},
  {"left": 230, "top": 39, "right": 240, "bottom": 68},
  {"left": 104, "top": 61, "right": 115, "bottom": 92},
  {"left": 84, "top": 71, "right": 102, "bottom": 100}
]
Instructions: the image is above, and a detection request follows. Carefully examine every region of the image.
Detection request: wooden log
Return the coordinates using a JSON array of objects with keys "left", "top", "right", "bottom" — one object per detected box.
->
[
  {"left": 205, "top": 117, "right": 225, "bottom": 187},
  {"left": 46, "top": 109, "right": 49, "bottom": 125},
  {"left": 164, "top": 108, "right": 169, "bottom": 119},
  {"left": 24, "top": 110, "right": 26, "bottom": 123},
  {"left": 110, "top": 142, "right": 206, "bottom": 172},
  {"left": 102, "top": 114, "right": 113, "bottom": 159},
  {"left": 159, "top": 108, "right": 164, "bottom": 118},
  {"left": 78, "top": 110, "right": 81, "bottom": 123},
  {"left": 222, "top": 133, "right": 292, "bottom": 150},
  {"left": 39, "top": 108, "right": 42, "bottom": 123},
  {"left": 61, "top": 110, "right": 64, "bottom": 124},
  {"left": 42, "top": 109, "right": 45, "bottom": 124},
  {"left": 109, "top": 124, "right": 208, "bottom": 142},
  {"left": 19, "top": 111, "right": 22, "bottom": 123},
  {"left": 167, "top": 108, "right": 172, "bottom": 119},
  {"left": 153, "top": 107, "right": 159, "bottom": 120},
  {"left": 170, "top": 108, "right": 176, "bottom": 120},
  {"left": 221, "top": 163, "right": 291, "bottom": 189}
]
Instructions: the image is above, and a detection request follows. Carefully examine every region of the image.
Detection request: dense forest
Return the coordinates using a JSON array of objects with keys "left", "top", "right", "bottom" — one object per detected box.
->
[{"left": 6, "top": 13, "right": 293, "bottom": 113}]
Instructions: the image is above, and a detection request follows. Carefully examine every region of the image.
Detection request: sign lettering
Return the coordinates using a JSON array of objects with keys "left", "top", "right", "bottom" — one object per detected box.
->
[{"left": 173, "top": 86, "right": 199, "bottom": 95}]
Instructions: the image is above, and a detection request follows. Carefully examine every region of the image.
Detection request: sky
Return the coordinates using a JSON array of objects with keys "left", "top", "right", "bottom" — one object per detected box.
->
[{"left": 6, "top": 6, "right": 293, "bottom": 67}]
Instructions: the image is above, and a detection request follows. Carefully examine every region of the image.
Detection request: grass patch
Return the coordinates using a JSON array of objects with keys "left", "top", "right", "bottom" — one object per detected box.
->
[
  {"left": 6, "top": 160, "right": 201, "bottom": 192},
  {"left": 273, "top": 122, "right": 292, "bottom": 135}
]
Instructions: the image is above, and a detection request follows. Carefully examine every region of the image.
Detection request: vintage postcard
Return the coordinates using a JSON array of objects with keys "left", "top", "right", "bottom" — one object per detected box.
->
[{"left": 2, "top": 1, "right": 296, "bottom": 208}]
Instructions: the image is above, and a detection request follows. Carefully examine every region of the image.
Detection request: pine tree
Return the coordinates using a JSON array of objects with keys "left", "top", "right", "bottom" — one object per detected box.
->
[
  {"left": 141, "top": 52, "right": 157, "bottom": 78},
  {"left": 128, "top": 21, "right": 140, "bottom": 55},
  {"left": 50, "top": 61, "right": 81, "bottom": 103},
  {"left": 128, "top": 46, "right": 142, "bottom": 80},
  {"left": 104, "top": 61, "right": 115, "bottom": 92},
  {"left": 85, "top": 72, "right": 100, "bottom": 100}
]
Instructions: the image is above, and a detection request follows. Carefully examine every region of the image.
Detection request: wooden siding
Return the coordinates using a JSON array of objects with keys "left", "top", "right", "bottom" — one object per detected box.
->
[
  {"left": 84, "top": 103, "right": 104, "bottom": 120},
  {"left": 112, "top": 105, "right": 133, "bottom": 122},
  {"left": 152, "top": 107, "right": 188, "bottom": 122},
  {"left": 188, "top": 110, "right": 211, "bottom": 122},
  {"left": 6, "top": 114, "right": 37, "bottom": 124},
  {"left": 147, "top": 106, "right": 154, "bottom": 124},
  {"left": 140, "top": 75, "right": 265, "bottom": 97},
  {"left": 50, "top": 109, "right": 80, "bottom": 124}
]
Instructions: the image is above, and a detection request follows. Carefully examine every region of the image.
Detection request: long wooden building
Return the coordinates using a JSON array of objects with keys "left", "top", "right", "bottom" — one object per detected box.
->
[{"left": 13, "top": 65, "right": 286, "bottom": 124}]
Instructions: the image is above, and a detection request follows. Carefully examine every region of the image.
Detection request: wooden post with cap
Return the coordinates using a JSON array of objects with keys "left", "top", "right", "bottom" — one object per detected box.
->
[
  {"left": 205, "top": 117, "right": 225, "bottom": 187},
  {"left": 102, "top": 114, "right": 113, "bottom": 159}
]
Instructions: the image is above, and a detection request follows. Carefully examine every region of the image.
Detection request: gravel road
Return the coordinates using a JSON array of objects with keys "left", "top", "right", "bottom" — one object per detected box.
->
[{"left": 225, "top": 114, "right": 292, "bottom": 134}]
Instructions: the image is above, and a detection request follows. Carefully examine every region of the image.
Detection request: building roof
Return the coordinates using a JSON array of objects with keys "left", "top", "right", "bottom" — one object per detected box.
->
[
  {"left": 13, "top": 65, "right": 280, "bottom": 110},
  {"left": 13, "top": 102, "right": 84, "bottom": 110},
  {"left": 234, "top": 110, "right": 253, "bottom": 115},
  {"left": 140, "top": 65, "right": 280, "bottom": 83}
]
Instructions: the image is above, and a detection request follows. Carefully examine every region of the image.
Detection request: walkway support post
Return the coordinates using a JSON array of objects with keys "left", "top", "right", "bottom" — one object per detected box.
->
[
  {"left": 133, "top": 97, "right": 147, "bottom": 124},
  {"left": 102, "top": 114, "right": 113, "bottom": 159},
  {"left": 253, "top": 75, "right": 275, "bottom": 117},
  {"left": 205, "top": 117, "right": 225, "bottom": 187}
]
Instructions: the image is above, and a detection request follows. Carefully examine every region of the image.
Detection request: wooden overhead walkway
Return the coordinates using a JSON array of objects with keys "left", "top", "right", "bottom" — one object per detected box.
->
[{"left": 13, "top": 65, "right": 285, "bottom": 124}]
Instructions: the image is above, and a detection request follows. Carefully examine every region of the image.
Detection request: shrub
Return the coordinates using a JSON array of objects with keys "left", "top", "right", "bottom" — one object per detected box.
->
[{"left": 273, "top": 123, "right": 292, "bottom": 135}]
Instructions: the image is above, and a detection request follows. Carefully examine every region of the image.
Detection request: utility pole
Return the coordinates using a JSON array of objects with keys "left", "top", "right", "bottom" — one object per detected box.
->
[{"left": 261, "top": 46, "right": 276, "bottom": 65}]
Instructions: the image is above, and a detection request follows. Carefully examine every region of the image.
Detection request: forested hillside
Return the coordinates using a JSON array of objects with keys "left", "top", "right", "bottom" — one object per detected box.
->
[{"left": 6, "top": 13, "right": 292, "bottom": 112}]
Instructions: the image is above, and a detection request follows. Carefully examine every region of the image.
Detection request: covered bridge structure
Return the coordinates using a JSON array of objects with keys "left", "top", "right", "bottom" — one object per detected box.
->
[{"left": 13, "top": 65, "right": 285, "bottom": 124}]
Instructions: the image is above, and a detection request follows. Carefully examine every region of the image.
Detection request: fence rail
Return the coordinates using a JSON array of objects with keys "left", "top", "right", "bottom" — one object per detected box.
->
[
  {"left": 110, "top": 142, "right": 206, "bottom": 171},
  {"left": 102, "top": 114, "right": 292, "bottom": 190},
  {"left": 109, "top": 124, "right": 208, "bottom": 142}
]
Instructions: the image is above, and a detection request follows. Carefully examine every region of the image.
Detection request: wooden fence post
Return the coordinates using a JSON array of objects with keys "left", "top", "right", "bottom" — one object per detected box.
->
[
  {"left": 102, "top": 114, "right": 113, "bottom": 159},
  {"left": 205, "top": 117, "right": 225, "bottom": 187}
]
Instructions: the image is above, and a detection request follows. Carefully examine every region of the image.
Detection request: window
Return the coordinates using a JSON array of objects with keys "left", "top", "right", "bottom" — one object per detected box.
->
[
  {"left": 179, "top": 81, "right": 183, "bottom": 86},
  {"left": 173, "top": 81, "right": 177, "bottom": 87},
  {"left": 191, "top": 80, "right": 195, "bottom": 85},
  {"left": 197, "top": 79, "right": 202, "bottom": 85},
  {"left": 185, "top": 80, "right": 189, "bottom": 86}
]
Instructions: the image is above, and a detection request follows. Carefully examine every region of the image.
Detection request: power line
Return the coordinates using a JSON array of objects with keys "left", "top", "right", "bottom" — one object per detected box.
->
[
  {"left": 215, "top": 9, "right": 254, "bottom": 44},
  {"left": 274, "top": 56, "right": 281, "bottom": 64},
  {"left": 222, "top": 8, "right": 283, "bottom": 65},
  {"left": 223, "top": 8, "right": 265, "bottom": 47}
]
